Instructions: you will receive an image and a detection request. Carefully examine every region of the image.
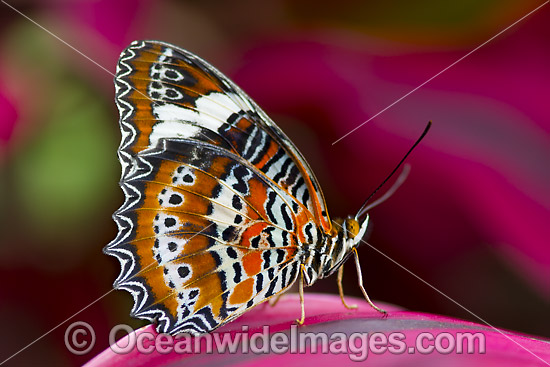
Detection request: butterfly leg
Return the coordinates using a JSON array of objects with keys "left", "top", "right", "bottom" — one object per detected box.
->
[
  {"left": 295, "top": 264, "right": 306, "bottom": 325},
  {"left": 269, "top": 292, "right": 284, "bottom": 307},
  {"left": 353, "top": 248, "right": 387, "bottom": 315},
  {"left": 337, "top": 264, "right": 358, "bottom": 309}
]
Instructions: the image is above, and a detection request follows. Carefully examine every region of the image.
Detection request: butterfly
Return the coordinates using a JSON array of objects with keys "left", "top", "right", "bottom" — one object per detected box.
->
[{"left": 105, "top": 40, "right": 393, "bottom": 336}]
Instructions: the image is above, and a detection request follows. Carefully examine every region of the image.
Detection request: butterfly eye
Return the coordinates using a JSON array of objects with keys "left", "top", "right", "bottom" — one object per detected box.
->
[{"left": 345, "top": 218, "right": 360, "bottom": 239}]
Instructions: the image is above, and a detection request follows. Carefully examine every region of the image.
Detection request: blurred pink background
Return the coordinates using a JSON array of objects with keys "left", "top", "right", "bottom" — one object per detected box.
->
[{"left": 0, "top": 1, "right": 548, "bottom": 365}]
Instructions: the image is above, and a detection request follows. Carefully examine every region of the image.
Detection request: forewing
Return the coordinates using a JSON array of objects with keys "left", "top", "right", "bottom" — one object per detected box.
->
[{"left": 114, "top": 40, "right": 330, "bottom": 231}]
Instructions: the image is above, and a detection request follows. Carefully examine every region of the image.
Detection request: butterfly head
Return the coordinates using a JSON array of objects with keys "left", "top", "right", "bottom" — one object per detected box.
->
[
  {"left": 317, "top": 214, "right": 370, "bottom": 279},
  {"left": 339, "top": 215, "right": 370, "bottom": 248}
]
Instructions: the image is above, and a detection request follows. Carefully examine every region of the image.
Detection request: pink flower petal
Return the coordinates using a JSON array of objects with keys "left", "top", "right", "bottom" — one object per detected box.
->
[{"left": 85, "top": 294, "right": 550, "bottom": 366}]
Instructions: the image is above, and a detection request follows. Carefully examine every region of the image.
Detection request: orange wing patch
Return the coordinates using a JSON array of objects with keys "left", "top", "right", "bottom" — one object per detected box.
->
[{"left": 109, "top": 40, "right": 327, "bottom": 335}]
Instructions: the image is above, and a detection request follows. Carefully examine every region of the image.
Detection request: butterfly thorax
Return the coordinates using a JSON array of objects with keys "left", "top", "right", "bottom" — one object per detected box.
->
[{"left": 301, "top": 215, "right": 369, "bottom": 286}]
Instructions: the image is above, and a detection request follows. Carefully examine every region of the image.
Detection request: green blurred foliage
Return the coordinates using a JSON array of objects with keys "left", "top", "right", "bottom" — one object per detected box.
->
[
  {"left": 1, "top": 20, "right": 118, "bottom": 258},
  {"left": 12, "top": 80, "right": 117, "bottom": 240}
]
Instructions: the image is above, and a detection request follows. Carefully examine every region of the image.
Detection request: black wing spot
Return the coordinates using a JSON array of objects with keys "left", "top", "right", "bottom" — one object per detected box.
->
[
  {"left": 189, "top": 289, "right": 199, "bottom": 299},
  {"left": 178, "top": 266, "right": 190, "bottom": 278},
  {"left": 169, "top": 194, "right": 183, "bottom": 205},
  {"left": 276, "top": 249, "right": 285, "bottom": 263},
  {"left": 256, "top": 273, "right": 264, "bottom": 293},
  {"left": 233, "top": 262, "right": 242, "bottom": 283},
  {"left": 281, "top": 204, "right": 293, "bottom": 231},
  {"left": 250, "top": 236, "right": 260, "bottom": 249},
  {"left": 265, "top": 191, "right": 277, "bottom": 223},
  {"left": 165, "top": 217, "right": 177, "bottom": 228},
  {"left": 226, "top": 247, "right": 238, "bottom": 259},
  {"left": 234, "top": 214, "right": 243, "bottom": 224},
  {"left": 301, "top": 189, "right": 310, "bottom": 206},
  {"left": 304, "top": 223, "right": 313, "bottom": 243},
  {"left": 232, "top": 195, "right": 243, "bottom": 210},
  {"left": 262, "top": 251, "right": 271, "bottom": 269},
  {"left": 222, "top": 226, "right": 238, "bottom": 242},
  {"left": 166, "top": 89, "right": 178, "bottom": 98},
  {"left": 281, "top": 266, "right": 289, "bottom": 288},
  {"left": 164, "top": 69, "right": 179, "bottom": 80},
  {"left": 168, "top": 242, "right": 178, "bottom": 252}
]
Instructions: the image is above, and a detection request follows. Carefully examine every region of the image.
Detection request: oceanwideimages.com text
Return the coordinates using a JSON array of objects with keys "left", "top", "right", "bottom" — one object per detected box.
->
[{"left": 65, "top": 322, "right": 486, "bottom": 361}]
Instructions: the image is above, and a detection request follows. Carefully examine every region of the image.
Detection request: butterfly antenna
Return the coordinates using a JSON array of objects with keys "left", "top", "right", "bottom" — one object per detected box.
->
[{"left": 356, "top": 121, "right": 432, "bottom": 220}]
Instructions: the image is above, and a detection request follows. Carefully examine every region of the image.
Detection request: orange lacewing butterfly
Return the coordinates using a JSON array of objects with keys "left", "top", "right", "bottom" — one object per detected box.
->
[{"left": 105, "top": 40, "right": 429, "bottom": 335}]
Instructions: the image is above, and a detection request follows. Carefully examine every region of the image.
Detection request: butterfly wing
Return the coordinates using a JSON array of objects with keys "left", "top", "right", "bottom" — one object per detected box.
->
[
  {"left": 106, "top": 40, "right": 329, "bottom": 334},
  {"left": 114, "top": 40, "right": 331, "bottom": 231}
]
